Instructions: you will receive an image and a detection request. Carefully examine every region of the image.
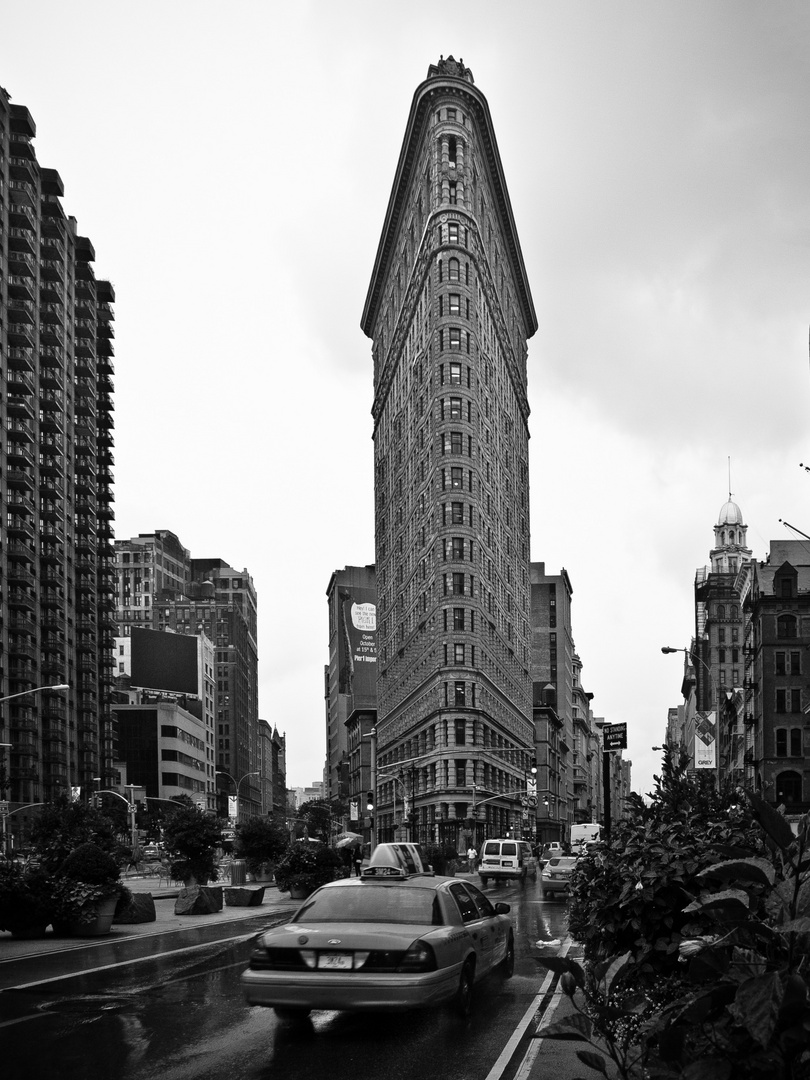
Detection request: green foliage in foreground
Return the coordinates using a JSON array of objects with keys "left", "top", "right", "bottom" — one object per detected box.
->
[{"left": 538, "top": 749, "right": 810, "bottom": 1080}]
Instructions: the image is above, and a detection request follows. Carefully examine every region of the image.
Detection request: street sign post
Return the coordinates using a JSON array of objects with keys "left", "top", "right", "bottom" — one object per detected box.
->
[{"left": 603, "top": 723, "right": 628, "bottom": 751}]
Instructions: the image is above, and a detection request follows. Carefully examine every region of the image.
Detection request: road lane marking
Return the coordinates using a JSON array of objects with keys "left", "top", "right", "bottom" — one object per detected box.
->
[
  {"left": 483, "top": 936, "right": 572, "bottom": 1080},
  {"left": 511, "top": 939, "right": 573, "bottom": 1080},
  {"left": 2, "top": 931, "right": 261, "bottom": 992}
]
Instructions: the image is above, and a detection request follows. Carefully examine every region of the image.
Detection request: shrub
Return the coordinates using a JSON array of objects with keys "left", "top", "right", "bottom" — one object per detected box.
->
[
  {"left": 0, "top": 863, "right": 55, "bottom": 933},
  {"left": 234, "top": 817, "right": 289, "bottom": 876},
  {"left": 51, "top": 842, "right": 130, "bottom": 926},
  {"left": 538, "top": 748, "right": 810, "bottom": 1080},
  {"left": 29, "top": 794, "right": 124, "bottom": 872},
  {"left": 162, "top": 805, "right": 225, "bottom": 885},
  {"left": 274, "top": 842, "right": 343, "bottom": 895}
]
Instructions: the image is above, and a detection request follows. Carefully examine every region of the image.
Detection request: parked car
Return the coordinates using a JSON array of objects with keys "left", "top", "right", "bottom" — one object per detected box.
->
[
  {"left": 540, "top": 855, "right": 579, "bottom": 898},
  {"left": 477, "top": 839, "right": 537, "bottom": 886},
  {"left": 241, "top": 844, "right": 514, "bottom": 1018}
]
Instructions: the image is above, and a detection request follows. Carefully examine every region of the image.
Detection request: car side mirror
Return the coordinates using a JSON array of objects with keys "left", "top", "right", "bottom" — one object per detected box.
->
[{"left": 494, "top": 902, "right": 511, "bottom": 914}]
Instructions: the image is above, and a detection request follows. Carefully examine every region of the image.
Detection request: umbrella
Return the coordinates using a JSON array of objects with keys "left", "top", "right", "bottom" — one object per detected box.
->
[{"left": 335, "top": 833, "right": 363, "bottom": 849}]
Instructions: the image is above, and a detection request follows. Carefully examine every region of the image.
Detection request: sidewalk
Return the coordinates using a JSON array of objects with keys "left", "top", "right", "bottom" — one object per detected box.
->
[{"left": 0, "top": 871, "right": 295, "bottom": 983}]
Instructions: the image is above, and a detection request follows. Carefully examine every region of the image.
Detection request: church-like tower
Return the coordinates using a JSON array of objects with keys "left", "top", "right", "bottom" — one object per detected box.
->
[
  {"left": 694, "top": 496, "right": 754, "bottom": 782},
  {"left": 361, "top": 57, "right": 537, "bottom": 847}
]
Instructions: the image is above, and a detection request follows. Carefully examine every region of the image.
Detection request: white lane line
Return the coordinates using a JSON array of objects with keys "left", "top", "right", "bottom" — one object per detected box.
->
[
  {"left": 511, "top": 940, "right": 573, "bottom": 1080},
  {"left": 0, "top": 1013, "right": 49, "bottom": 1030},
  {"left": 4, "top": 931, "right": 259, "bottom": 992},
  {"left": 483, "top": 937, "right": 572, "bottom": 1080}
]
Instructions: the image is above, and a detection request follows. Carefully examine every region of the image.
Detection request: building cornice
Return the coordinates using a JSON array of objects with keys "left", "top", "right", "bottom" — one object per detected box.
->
[{"left": 361, "top": 71, "right": 537, "bottom": 342}]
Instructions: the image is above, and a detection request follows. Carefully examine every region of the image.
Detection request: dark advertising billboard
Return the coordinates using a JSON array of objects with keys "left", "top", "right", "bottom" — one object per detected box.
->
[
  {"left": 337, "top": 587, "right": 377, "bottom": 706},
  {"left": 130, "top": 627, "right": 200, "bottom": 696}
]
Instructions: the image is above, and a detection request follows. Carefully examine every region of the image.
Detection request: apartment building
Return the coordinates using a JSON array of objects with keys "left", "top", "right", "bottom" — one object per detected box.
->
[{"left": 1, "top": 88, "right": 116, "bottom": 830}]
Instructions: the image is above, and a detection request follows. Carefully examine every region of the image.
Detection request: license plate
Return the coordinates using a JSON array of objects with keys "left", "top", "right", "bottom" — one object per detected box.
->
[{"left": 317, "top": 953, "right": 352, "bottom": 970}]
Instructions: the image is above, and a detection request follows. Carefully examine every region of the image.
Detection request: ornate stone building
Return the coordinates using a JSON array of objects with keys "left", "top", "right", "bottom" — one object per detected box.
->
[{"left": 361, "top": 57, "right": 537, "bottom": 847}]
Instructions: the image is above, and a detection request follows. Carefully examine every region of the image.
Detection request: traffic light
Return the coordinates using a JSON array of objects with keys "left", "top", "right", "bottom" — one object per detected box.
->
[
  {"left": 366, "top": 791, "right": 374, "bottom": 811},
  {"left": 530, "top": 758, "right": 538, "bottom": 775}
]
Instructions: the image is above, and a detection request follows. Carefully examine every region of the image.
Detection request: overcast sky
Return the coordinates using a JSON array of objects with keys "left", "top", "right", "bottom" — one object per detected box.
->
[{"left": 4, "top": 1, "right": 809, "bottom": 798}]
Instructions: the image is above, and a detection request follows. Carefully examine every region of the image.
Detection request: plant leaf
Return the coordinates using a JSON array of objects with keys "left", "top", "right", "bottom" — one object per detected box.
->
[
  {"left": 695, "top": 858, "right": 775, "bottom": 887},
  {"left": 535, "top": 954, "right": 586, "bottom": 989},
  {"left": 728, "top": 972, "right": 783, "bottom": 1047},
  {"left": 776, "top": 917, "right": 810, "bottom": 933},
  {"left": 748, "top": 792, "right": 795, "bottom": 850},
  {"left": 575, "top": 1050, "right": 609, "bottom": 1074},
  {"left": 538, "top": 1013, "right": 594, "bottom": 1041},
  {"left": 682, "top": 888, "right": 751, "bottom": 915}
]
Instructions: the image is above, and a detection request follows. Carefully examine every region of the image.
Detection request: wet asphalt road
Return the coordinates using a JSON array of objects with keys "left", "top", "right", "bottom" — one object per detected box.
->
[{"left": 1, "top": 877, "right": 572, "bottom": 1080}]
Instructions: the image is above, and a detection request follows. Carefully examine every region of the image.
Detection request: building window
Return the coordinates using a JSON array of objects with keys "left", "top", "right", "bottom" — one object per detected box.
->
[
  {"left": 791, "top": 728, "right": 802, "bottom": 756},
  {"left": 449, "top": 396, "right": 462, "bottom": 419},
  {"left": 776, "top": 652, "right": 787, "bottom": 675},
  {"left": 449, "top": 328, "right": 461, "bottom": 350},
  {"left": 452, "top": 572, "right": 465, "bottom": 595},
  {"left": 449, "top": 294, "right": 460, "bottom": 316},
  {"left": 453, "top": 607, "right": 465, "bottom": 631},
  {"left": 776, "top": 729, "right": 787, "bottom": 756},
  {"left": 451, "top": 467, "right": 463, "bottom": 489},
  {"left": 448, "top": 181, "right": 457, "bottom": 205},
  {"left": 455, "top": 714, "right": 466, "bottom": 739},
  {"left": 449, "top": 257, "right": 460, "bottom": 281},
  {"left": 449, "top": 362, "right": 462, "bottom": 384},
  {"left": 451, "top": 537, "right": 464, "bottom": 560},
  {"left": 450, "top": 431, "right": 463, "bottom": 455},
  {"left": 454, "top": 643, "right": 465, "bottom": 664},
  {"left": 448, "top": 222, "right": 459, "bottom": 244},
  {"left": 777, "top": 615, "right": 798, "bottom": 639},
  {"left": 451, "top": 502, "right": 464, "bottom": 524}
]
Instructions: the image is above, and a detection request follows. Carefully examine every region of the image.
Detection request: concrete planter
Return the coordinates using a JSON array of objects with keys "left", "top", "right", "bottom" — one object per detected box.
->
[
  {"left": 70, "top": 896, "right": 118, "bottom": 937},
  {"left": 224, "top": 886, "right": 265, "bottom": 907}
]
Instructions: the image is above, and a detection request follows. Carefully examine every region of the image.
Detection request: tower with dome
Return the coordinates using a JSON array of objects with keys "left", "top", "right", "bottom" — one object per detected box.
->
[{"left": 691, "top": 495, "right": 755, "bottom": 781}]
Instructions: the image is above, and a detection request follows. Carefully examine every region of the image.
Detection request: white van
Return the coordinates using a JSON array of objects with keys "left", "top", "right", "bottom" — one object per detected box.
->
[{"left": 478, "top": 839, "right": 537, "bottom": 887}]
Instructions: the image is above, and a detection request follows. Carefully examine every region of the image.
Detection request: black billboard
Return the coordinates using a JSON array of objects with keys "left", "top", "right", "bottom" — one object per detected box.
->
[{"left": 130, "top": 627, "right": 200, "bottom": 696}]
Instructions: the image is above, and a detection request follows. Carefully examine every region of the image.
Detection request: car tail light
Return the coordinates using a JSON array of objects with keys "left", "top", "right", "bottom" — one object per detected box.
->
[{"left": 397, "top": 940, "right": 437, "bottom": 973}]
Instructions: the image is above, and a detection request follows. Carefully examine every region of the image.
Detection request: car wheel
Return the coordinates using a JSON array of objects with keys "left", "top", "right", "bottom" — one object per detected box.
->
[
  {"left": 500, "top": 933, "right": 515, "bottom": 979},
  {"left": 453, "top": 960, "right": 475, "bottom": 1018},
  {"left": 274, "top": 1006, "right": 311, "bottom": 1021},
  {"left": 479, "top": 876, "right": 488, "bottom": 886}
]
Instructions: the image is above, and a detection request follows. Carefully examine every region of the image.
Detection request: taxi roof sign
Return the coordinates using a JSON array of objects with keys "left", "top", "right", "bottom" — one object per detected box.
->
[{"left": 363, "top": 842, "right": 429, "bottom": 879}]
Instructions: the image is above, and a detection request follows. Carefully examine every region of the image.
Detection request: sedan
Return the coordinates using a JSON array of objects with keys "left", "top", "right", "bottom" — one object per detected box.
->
[
  {"left": 540, "top": 855, "right": 579, "bottom": 897},
  {"left": 241, "top": 872, "right": 514, "bottom": 1018}
]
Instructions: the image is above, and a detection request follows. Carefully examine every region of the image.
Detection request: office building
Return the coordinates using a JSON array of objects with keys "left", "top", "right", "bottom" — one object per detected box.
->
[
  {"left": 325, "top": 565, "right": 377, "bottom": 811},
  {"left": 258, "top": 719, "right": 287, "bottom": 818},
  {"left": 0, "top": 87, "right": 116, "bottom": 826},
  {"left": 361, "top": 57, "right": 538, "bottom": 847},
  {"left": 114, "top": 532, "right": 260, "bottom": 817}
]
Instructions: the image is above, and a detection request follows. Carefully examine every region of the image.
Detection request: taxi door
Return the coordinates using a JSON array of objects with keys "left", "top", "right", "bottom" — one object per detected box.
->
[{"left": 448, "top": 882, "right": 497, "bottom": 974}]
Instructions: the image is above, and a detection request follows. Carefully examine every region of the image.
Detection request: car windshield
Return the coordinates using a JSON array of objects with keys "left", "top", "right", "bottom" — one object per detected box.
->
[{"left": 293, "top": 885, "right": 443, "bottom": 925}]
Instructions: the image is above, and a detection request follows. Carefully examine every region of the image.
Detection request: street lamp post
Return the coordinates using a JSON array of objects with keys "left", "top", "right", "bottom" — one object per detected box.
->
[{"left": 216, "top": 770, "right": 259, "bottom": 824}]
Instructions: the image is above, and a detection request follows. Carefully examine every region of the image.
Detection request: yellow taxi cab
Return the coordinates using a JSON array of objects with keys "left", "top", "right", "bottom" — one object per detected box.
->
[{"left": 241, "top": 843, "right": 514, "bottom": 1019}]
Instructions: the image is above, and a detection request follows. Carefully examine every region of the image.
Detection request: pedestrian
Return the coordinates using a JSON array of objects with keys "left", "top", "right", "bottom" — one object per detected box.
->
[
  {"left": 467, "top": 845, "right": 477, "bottom": 872},
  {"left": 354, "top": 851, "right": 363, "bottom": 876}
]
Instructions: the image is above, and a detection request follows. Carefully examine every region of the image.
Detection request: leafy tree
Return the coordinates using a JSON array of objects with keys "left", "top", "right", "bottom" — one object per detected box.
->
[
  {"left": 161, "top": 805, "right": 225, "bottom": 886},
  {"left": 30, "top": 794, "right": 124, "bottom": 872},
  {"left": 296, "top": 798, "right": 346, "bottom": 843},
  {"left": 234, "top": 816, "right": 289, "bottom": 875}
]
